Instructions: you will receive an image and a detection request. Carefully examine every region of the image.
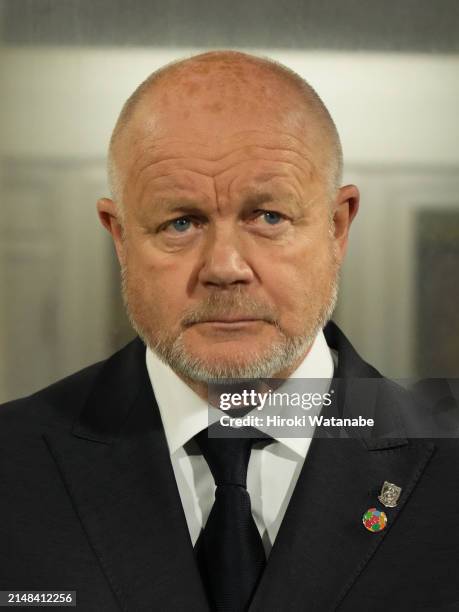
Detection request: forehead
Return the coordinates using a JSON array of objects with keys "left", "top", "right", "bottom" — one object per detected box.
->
[
  {"left": 125, "top": 129, "right": 319, "bottom": 209},
  {"left": 115, "top": 70, "right": 328, "bottom": 204}
]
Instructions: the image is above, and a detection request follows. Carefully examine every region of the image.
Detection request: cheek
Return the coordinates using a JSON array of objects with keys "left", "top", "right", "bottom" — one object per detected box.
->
[
  {"left": 125, "top": 241, "right": 193, "bottom": 324},
  {"left": 260, "top": 240, "right": 335, "bottom": 314}
]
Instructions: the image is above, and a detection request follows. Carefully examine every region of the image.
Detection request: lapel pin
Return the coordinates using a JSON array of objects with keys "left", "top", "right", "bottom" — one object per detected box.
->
[
  {"left": 362, "top": 507, "right": 387, "bottom": 533},
  {"left": 378, "top": 481, "right": 402, "bottom": 508}
]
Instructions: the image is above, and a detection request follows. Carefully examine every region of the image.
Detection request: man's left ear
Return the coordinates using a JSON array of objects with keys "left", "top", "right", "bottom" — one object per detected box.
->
[{"left": 331, "top": 184, "right": 360, "bottom": 260}]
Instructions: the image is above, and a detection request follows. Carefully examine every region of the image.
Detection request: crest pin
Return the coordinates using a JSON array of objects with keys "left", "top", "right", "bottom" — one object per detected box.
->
[{"left": 378, "top": 481, "right": 402, "bottom": 508}]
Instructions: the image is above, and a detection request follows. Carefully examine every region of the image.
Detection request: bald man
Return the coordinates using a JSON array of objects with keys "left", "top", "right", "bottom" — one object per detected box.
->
[{"left": 1, "top": 51, "right": 458, "bottom": 612}]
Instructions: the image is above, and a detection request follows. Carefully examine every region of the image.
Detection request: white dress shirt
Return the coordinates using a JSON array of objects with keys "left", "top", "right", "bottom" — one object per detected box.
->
[{"left": 146, "top": 331, "right": 335, "bottom": 557}]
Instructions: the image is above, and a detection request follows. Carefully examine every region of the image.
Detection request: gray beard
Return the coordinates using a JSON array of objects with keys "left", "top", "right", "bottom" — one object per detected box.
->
[{"left": 121, "top": 267, "right": 340, "bottom": 383}]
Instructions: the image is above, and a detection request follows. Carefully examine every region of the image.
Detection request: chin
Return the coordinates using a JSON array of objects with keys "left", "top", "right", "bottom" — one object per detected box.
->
[
  {"left": 176, "top": 334, "right": 297, "bottom": 382},
  {"left": 184, "top": 333, "right": 273, "bottom": 359},
  {"left": 190, "top": 344, "right": 263, "bottom": 366}
]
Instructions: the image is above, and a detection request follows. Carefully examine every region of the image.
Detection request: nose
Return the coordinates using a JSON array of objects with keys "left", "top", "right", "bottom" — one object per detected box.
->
[{"left": 198, "top": 225, "right": 254, "bottom": 287}]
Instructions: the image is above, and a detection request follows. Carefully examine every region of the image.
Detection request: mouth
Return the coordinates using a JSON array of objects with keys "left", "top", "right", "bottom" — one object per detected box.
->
[
  {"left": 190, "top": 318, "right": 267, "bottom": 331},
  {"left": 201, "top": 317, "right": 262, "bottom": 324}
]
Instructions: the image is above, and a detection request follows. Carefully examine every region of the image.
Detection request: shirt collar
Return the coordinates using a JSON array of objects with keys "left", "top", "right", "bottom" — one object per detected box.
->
[{"left": 145, "top": 330, "right": 335, "bottom": 459}]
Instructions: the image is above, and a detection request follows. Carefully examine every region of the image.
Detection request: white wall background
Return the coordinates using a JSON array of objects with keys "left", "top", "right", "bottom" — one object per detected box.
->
[{"left": 2, "top": 47, "right": 459, "bottom": 165}]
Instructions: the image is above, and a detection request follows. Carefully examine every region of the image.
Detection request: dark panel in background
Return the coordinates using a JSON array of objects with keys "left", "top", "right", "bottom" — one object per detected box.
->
[
  {"left": 417, "top": 210, "right": 459, "bottom": 378},
  {"left": 1, "top": 0, "right": 458, "bottom": 52}
]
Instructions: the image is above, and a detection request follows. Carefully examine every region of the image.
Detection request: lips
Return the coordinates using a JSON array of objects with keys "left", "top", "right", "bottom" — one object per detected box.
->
[
  {"left": 202, "top": 318, "right": 261, "bottom": 323},
  {"left": 184, "top": 315, "right": 272, "bottom": 328}
]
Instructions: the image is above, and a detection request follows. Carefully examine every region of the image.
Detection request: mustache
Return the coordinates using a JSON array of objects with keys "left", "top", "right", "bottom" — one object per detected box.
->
[{"left": 181, "top": 290, "right": 277, "bottom": 327}]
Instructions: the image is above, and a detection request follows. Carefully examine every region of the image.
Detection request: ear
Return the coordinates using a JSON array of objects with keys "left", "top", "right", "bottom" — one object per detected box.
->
[
  {"left": 331, "top": 184, "right": 360, "bottom": 262},
  {"left": 96, "top": 197, "right": 126, "bottom": 266}
]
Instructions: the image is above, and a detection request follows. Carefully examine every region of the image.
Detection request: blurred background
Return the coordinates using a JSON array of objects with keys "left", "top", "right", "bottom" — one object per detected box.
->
[{"left": 1, "top": 0, "right": 458, "bottom": 403}]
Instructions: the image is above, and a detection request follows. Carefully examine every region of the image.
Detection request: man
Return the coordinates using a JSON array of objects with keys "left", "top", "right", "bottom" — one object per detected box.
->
[{"left": 1, "top": 51, "right": 458, "bottom": 611}]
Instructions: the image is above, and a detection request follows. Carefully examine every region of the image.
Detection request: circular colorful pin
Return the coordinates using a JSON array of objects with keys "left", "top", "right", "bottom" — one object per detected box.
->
[{"left": 362, "top": 507, "right": 387, "bottom": 532}]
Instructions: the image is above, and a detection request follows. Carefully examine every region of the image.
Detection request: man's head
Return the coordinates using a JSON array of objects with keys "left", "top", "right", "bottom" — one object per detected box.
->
[{"left": 98, "top": 50, "right": 359, "bottom": 389}]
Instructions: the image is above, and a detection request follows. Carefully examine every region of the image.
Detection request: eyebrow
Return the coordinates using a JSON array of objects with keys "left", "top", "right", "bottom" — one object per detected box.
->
[
  {"left": 150, "top": 192, "right": 304, "bottom": 217},
  {"left": 239, "top": 192, "right": 304, "bottom": 215},
  {"left": 148, "top": 198, "right": 206, "bottom": 217}
]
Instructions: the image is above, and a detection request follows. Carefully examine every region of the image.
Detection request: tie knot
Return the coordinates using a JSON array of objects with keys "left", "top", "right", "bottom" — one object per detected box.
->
[{"left": 195, "top": 423, "right": 259, "bottom": 488}]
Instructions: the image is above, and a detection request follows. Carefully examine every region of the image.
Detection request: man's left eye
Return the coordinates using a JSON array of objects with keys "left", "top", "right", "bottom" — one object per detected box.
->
[
  {"left": 258, "top": 211, "right": 283, "bottom": 225},
  {"left": 170, "top": 217, "right": 192, "bottom": 232}
]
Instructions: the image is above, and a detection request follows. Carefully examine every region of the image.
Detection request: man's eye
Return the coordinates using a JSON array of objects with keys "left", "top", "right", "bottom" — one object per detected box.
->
[
  {"left": 166, "top": 216, "right": 194, "bottom": 233},
  {"left": 256, "top": 210, "right": 284, "bottom": 225}
]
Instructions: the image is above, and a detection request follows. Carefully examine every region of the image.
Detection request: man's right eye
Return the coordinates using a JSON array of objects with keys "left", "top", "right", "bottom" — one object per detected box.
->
[{"left": 163, "top": 216, "right": 195, "bottom": 233}]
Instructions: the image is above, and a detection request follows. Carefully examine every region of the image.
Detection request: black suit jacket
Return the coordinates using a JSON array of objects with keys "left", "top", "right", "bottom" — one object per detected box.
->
[{"left": 1, "top": 322, "right": 458, "bottom": 611}]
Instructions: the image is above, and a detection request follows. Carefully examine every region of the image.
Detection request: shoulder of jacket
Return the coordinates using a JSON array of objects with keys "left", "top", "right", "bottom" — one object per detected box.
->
[{"left": 0, "top": 358, "right": 107, "bottom": 435}]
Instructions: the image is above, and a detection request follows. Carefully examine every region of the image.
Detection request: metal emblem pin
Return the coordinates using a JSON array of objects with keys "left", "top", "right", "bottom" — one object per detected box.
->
[
  {"left": 378, "top": 481, "right": 402, "bottom": 508},
  {"left": 362, "top": 507, "right": 387, "bottom": 532}
]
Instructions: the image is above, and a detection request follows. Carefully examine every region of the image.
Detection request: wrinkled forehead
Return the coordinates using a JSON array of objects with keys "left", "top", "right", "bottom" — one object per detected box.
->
[
  {"left": 134, "top": 130, "right": 315, "bottom": 181},
  {"left": 112, "top": 65, "right": 331, "bottom": 202}
]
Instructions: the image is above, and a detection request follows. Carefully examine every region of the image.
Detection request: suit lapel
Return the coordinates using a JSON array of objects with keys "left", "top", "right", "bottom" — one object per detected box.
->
[
  {"left": 251, "top": 322, "right": 436, "bottom": 611},
  {"left": 250, "top": 436, "right": 434, "bottom": 611},
  {"left": 43, "top": 338, "right": 209, "bottom": 612}
]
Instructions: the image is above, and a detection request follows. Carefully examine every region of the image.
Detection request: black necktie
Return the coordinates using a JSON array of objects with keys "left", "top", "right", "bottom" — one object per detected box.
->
[{"left": 194, "top": 425, "right": 266, "bottom": 612}]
